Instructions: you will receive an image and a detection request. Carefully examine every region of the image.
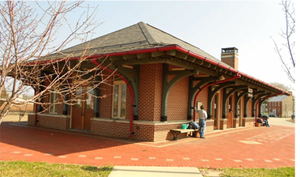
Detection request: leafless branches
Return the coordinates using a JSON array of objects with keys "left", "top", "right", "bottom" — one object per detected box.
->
[
  {"left": 0, "top": 0, "right": 113, "bottom": 123},
  {"left": 272, "top": 0, "right": 295, "bottom": 84}
]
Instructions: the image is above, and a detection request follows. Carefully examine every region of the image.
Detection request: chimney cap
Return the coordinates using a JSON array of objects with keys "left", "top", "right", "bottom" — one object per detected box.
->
[{"left": 222, "top": 47, "right": 238, "bottom": 53}]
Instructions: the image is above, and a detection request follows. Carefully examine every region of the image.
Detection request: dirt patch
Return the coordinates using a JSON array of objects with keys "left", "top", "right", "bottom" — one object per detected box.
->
[{"left": 199, "top": 168, "right": 223, "bottom": 176}]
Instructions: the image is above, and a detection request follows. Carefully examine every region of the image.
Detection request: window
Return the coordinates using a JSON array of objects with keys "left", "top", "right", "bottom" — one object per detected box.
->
[
  {"left": 74, "top": 88, "right": 83, "bottom": 109},
  {"left": 112, "top": 81, "right": 127, "bottom": 118},
  {"left": 49, "top": 90, "right": 59, "bottom": 114},
  {"left": 86, "top": 87, "right": 95, "bottom": 109},
  {"left": 275, "top": 102, "right": 277, "bottom": 106}
]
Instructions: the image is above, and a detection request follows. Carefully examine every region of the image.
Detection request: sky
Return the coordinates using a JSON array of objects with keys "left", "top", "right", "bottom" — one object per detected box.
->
[
  {"left": 61, "top": 0, "right": 295, "bottom": 90},
  {"left": 5, "top": 0, "right": 296, "bottom": 96}
]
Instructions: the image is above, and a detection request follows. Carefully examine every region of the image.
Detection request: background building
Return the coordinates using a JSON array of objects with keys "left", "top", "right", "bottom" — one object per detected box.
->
[{"left": 268, "top": 92, "right": 294, "bottom": 117}]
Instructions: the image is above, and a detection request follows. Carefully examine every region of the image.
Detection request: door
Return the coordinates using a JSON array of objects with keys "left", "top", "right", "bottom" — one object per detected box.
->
[{"left": 71, "top": 87, "right": 94, "bottom": 131}]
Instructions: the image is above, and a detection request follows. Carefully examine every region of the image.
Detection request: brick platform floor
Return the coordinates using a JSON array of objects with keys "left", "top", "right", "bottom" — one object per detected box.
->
[{"left": 0, "top": 122, "right": 295, "bottom": 168}]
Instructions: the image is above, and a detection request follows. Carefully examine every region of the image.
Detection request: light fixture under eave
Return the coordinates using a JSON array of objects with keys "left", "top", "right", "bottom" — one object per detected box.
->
[
  {"left": 171, "top": 67, "right": 185, "bottom": 71},
  {"left": 122, "top": 65, "right": 133, "bottom": 69},
  {"left": 194, "top": 74, "right": 210, "bottom": 77}
]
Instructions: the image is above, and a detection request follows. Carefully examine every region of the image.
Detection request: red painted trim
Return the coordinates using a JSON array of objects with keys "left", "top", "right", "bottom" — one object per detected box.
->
[
  {"left": 193, "top": 73, "right": 241, "bottom": 122},
  {"left": 28, "top": 44, "right": 287, "bottom": 94},
  {"left": 91, "top": 59, "right": 135, "bottom": 139},
  {"left": 254, "top": 92, "right": 284, "bottom": 126}
]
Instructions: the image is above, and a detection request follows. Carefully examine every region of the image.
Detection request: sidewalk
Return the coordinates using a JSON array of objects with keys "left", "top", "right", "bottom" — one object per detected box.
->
[{"left": 0, "top": 118, "right": 295, "bottom": 176}]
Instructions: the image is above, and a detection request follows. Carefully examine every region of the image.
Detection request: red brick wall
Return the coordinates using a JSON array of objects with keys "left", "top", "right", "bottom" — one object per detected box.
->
[
  {"left": 247, "top": 99, "right": 252, "bottom": 117},
  {"left": 233, "top": 118, "right": 239, "bottom": 128},
  {"left": 244, "top": 117, "right": 255, "bottom": 127},
  {"left": 28, "top": 114, "right": 35, "bottom": 126},
  {"left": 99, "top": 74, "right": 113, "bottom": 118},
  {"left": 91, "top": 119, "right": 155, "bottom": 141},
  {"left": 91, "top": 119, "right": 130, "bottom": 138},
  {"left": 167, "top": 76, "right": 189, "bottom": 121},
  {"left": 138, "top": 64, "right": 162, "bottom": 121},
  {"left": 28, "top": 114, "right": 70, "bottom": 130},
  {"left": 154, "top": 123, "right": 189, "bottom": 141},
  {"left": 194, "top": 87, "right": 208, "bottom": 119},
  {"left": 220, "top": 119, "right": 227, "bottom": 130}
]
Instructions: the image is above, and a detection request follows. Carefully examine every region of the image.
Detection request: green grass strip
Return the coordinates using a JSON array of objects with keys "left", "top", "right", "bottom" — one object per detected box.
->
[
  {"left": 0, "top": 160, "right": 112, "bottom": 177},
  {"left": 220, "top": 167, "right": 295, "bottom": 177}
]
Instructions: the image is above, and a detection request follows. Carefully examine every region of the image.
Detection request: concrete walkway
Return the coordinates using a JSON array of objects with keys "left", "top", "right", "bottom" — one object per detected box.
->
[
  {"left": 109, "top": 166, "right": 202, "bottom": 177},
  {"left": 0, "top": 118, "right": 295, "bottom": 177},
  {"left": 268, "top": 117, "right": 295, "bottom": 127}
]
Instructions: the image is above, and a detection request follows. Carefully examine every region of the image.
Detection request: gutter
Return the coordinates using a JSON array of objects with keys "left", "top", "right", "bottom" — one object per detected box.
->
[{"left": 28, "top": 44, "right": 287, "bottom": 95}]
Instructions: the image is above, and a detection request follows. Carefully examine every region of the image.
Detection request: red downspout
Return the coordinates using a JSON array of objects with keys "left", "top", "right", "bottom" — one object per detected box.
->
[
  {"left": 91, "top": 59, "right": 135, "bottom": 139},
  {"left": 254, "top": 92, "right": 284, "bottom": 127},
  {"left": 193, "top": 73, "right": 241, "bottom": 122}
]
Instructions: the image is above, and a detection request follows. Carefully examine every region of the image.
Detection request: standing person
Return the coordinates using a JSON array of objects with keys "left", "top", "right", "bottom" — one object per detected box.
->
[{"left": 195, "top": 105, "right": 207, "bottom": 139}]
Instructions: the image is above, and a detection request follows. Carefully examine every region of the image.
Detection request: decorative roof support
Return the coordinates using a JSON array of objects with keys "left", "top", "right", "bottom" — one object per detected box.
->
[
  {"left": 252, "top": 93, "right": 271, "bottom": 117},
  {"left": 115, "top": 65, "right": 140, "bottom": 120},
  {"left": 222, "top": 86, "right": 247, "bottom": 118},
  {"left": 234, "top": 89, "right": 248, "bottom": 118},
  {"left": 187, "top": 76, "right": 216, "bottom": 120},
  {"left": 207, "top": 82, "right": 236, "bottom": 119},
  {"left": 161, "top": 63, "right": 197, "bottom": 121},
  {"left": 244, "top": 95, "right": 253, "bottom": 117}
]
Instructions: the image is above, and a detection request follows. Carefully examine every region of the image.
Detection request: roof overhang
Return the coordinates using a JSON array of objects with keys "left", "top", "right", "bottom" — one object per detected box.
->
[{"left": 27, "top": 44, "right": 289, "bottom": 95}]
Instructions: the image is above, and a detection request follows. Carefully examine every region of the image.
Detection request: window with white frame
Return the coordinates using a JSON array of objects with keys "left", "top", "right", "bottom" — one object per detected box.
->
[
  {"left": 49, "top": 90, "right": 59, "bottom": 114},
  {"left": 112, "top": 80, "right": 127, "bottom": 118},
  {"left": 86, "top": 87, "right": 95, "bottom": 109}
]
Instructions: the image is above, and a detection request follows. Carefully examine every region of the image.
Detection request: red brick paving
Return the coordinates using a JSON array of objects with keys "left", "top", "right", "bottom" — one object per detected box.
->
[{"left": 0, "top": 122, "right": 295, "bottom": 168}]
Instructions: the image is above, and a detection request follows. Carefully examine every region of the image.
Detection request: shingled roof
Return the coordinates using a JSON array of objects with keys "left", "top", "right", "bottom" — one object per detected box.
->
[
  {"left": 268, "top": 95, "right": 289, "bottom": 102},
  {"left": 46, "top": 22, "right": 221, "bottom": 63}
]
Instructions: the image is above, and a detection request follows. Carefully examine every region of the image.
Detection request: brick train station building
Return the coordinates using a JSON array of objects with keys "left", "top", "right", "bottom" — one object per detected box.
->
[{"left": 28, "top": 22, "right": 288, "bottom": 142}]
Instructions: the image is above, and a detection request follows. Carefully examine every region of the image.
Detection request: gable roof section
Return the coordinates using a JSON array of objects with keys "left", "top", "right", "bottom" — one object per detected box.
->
[
  {"left": 47, "top": 22, "right": 221, "bottom": 64},
  {"left": 268, "top": 95, "right": 288, "bottom": 102},
  {"left": 41, "top": 21, "right": 287, "bottom": 95}
]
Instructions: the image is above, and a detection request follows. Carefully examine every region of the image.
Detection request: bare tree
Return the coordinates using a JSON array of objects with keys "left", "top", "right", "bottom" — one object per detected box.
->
[
  {"left": 0, "top": 0, "right": 114, "bottom": 124},
  {"left": 272, "top": 0, "right": 295, "bottom": 84},
  {"left": 269, "top": 82, "right": 291, "bottom": 91}
]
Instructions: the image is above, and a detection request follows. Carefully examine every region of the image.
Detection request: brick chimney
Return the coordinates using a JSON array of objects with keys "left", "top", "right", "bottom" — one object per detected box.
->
[{"left": 221, "top": 47, "right": 239, "bottom": 70}]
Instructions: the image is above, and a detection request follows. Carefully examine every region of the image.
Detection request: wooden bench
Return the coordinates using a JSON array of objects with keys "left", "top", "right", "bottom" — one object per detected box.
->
[
  {"left": 170, "top": 129, "right": 198, "bottom": 141},
  {"left": 255, "top": 122, "right": 266, "bottom": 127}
]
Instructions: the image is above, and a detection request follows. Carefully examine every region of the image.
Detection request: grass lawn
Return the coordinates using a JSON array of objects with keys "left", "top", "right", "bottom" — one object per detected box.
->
[
  {"left": 0, "top": 160, "right": 112, "bottom": 177},
  {"left": 0, "top": 160, "right": 295, "bottom": 177},
  {"left": 200, "top": 167, "right": 295, "bottom": 177}
]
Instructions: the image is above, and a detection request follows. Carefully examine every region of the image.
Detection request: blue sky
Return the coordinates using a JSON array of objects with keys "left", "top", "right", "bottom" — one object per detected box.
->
[
  {"left": 70, "top": 0, "right": 294, "bottom": 89},
  {"left": 27, "top": 0, "right": 296, "bottom": 91}
]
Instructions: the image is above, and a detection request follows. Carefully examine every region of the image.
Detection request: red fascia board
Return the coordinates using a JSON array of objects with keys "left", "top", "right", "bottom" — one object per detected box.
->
[{"left": 30, "top": 44, "right": 287, "bottom": 94}]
